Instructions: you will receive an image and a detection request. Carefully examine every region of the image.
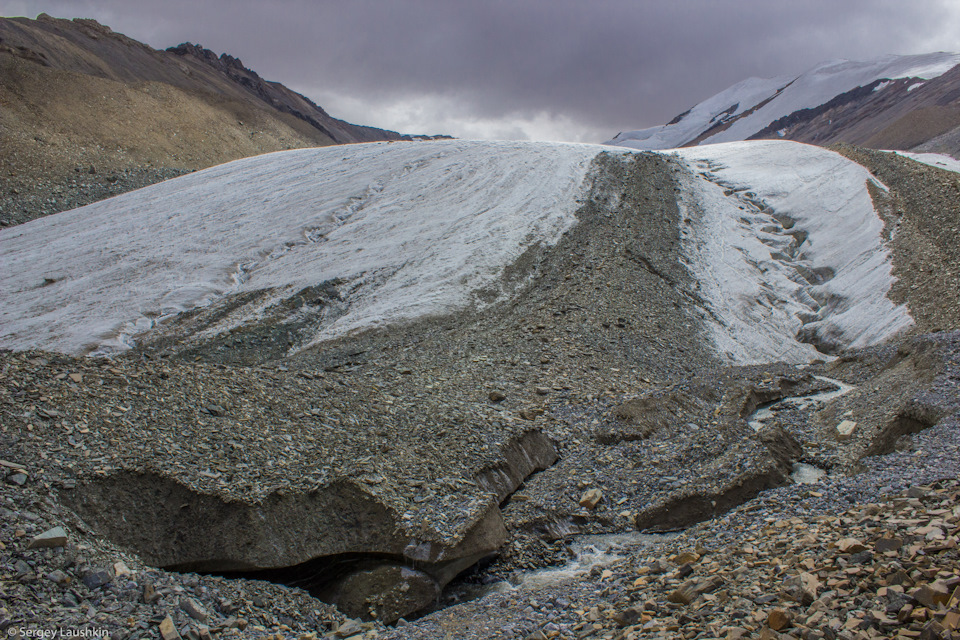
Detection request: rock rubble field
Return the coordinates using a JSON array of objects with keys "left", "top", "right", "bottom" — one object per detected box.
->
[{"left": 1, "top": 141, "right": 959, "bottom": 640}]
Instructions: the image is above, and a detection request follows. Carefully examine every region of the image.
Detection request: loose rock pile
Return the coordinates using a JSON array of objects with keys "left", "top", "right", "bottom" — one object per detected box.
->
[{"left": 559, "top": 478, "right": 960, "bottom": 640}]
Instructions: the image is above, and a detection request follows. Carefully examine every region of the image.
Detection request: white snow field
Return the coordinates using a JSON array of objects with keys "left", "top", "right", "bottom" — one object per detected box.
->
[
  {"left": 673, "top": 140, "right": 912, "bottom": 364},
  {"left": 889, "top": 151, "right": 960, "bottom": 174},
  {"left": 607, "top": 53, "right": 960, "bottom": 150},
  {"left": 0, "top": 138, "right": 912, "bottom": 364},
  {"left": 0, "top": 140, "right": 607, "bottom": 355}
]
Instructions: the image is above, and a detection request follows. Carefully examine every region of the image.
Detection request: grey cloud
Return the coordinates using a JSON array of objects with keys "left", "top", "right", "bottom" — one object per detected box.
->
[{"left": 6, "top": 0, "right": 960, "bottom": 140}]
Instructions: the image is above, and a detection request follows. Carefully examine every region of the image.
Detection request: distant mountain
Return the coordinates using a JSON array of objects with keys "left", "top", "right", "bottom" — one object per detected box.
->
[
  {"left": 607, "top": 53, "right": 960, "bottom": 157},
  {"left": 0, "top": 13, "right": 443, "bottom": 225}
]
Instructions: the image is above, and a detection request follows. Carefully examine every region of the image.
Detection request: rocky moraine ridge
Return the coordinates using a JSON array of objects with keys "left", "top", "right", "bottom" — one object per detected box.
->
[{"left": 0, "top": 143, "right": 959, "bottom": 640}]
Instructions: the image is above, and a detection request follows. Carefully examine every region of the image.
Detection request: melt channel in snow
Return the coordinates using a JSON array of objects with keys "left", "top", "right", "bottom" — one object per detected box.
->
[{"left": 671, "top": 140, "right": 913, "bottom": 364}]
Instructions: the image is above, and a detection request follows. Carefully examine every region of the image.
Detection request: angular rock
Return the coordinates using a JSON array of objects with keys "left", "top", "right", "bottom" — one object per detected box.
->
[
  {"left": 579, "top": 488, "right": 603, "bottom": 509},
  {"left": 27, "top": 526, "right": 68, "bottom": 549},
  {"left": 159, "top": 616, "right": 182, "bottom": 640},
  {"left": 181, "top": 597, "right": 210, "bottom": 622}
]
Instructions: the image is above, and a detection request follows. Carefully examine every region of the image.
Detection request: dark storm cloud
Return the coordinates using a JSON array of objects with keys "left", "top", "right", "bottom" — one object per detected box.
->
[{"left": 6, "top": 0, "right": 960, "bottom": 140}]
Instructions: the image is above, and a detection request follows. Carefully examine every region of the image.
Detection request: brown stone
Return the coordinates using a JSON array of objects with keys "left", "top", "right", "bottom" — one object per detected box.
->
[
  {"left": 159, "top": 616, "right": 182, "bottom": 640},
  {"left": 579, "top": 488, "right": 603, "bottom": 509},
  {"left": 911, "top": 581, "right": 951, "bottom": 608},
  {"left": 767, "top": 608, "right": 792, "bottom": 631}
]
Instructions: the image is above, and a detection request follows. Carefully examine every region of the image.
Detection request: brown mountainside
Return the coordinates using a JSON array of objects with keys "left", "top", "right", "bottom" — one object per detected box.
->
[
  {"left": 0, "top": 13, "right": 427, "bottom": 225},
  {"left": 749, "top": 64, "right": 960, "bottom": 157}
]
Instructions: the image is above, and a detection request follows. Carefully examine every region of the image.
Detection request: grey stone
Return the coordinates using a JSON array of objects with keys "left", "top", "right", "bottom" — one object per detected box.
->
[
  {"left": 180, "top": 597, "right": 210, "bottom": 622},
  {"left": 82, "top": 568, "right": 113, "bottom": 589},
  {"left": 27, "top": 526, "right": 68, "bottom": 549},
  {"left": 6, "top": 473, "right": 27, "bottom": 486}
]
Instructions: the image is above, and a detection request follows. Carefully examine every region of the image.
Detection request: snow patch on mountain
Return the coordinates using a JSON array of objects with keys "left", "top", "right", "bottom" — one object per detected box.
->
[
  {"left": 889, "top": 150, "right": 960, "bottom": 173},
  {"left": 605, "top": 74, "right": 792, "bottom": 150},
  {"left": 608, "top": 53, "right": 960, "bottom": 150},
  {"left": 672, "top": 140, "right": 913, "bottom": 364}
]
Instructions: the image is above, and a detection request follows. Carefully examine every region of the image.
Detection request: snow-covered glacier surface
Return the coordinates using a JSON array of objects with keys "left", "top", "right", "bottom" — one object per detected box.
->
[
  {"left": 608, "top": 52, "right": 960, "bottom": 150},
  {"left": 672, "top": 140, "right": 913, "bottom": 364},
  {"left": 0, "top": 140, "right": 606, "bottom": 354},
  {"left": 0, "top": 138, "right": 912, "bottom": 365}
]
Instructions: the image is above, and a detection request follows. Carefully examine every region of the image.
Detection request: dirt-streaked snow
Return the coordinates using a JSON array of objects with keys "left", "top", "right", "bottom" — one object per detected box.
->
[
  {"left": 0, "top": 138, "right": 913, "bottom": 365},
  {"left": 673, "top": 140, "right": 913, "bottom": 364},
  {"left": 0, "top": 140, "right": 607, "bottom": 355},
  {"left": 608, "top": 53, "right": 960, "bottom": 150}
]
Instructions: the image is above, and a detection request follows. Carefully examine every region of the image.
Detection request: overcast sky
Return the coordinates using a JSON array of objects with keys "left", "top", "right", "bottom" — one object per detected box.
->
[{"left": 6, "top": 1, "right": 960, "bottom": 142}]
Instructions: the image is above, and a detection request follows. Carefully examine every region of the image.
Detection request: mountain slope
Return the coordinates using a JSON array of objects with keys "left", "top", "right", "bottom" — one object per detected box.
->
[
  {"left": 607, "top": 53, "right": 960, "bottom": 153},
  {"left": 0, "top": 13, "right": 420, "bottom": 226}
]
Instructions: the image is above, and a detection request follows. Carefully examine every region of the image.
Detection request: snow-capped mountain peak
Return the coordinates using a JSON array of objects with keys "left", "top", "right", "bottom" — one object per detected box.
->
[{"left": 607, "top": 52, "right": 960, "bottom": 150}]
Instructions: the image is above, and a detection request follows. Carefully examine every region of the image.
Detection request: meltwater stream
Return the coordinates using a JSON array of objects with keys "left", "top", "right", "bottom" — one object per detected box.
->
[
  {"left": 442, "top": 532, "right": 673, "bottom": 607},
  {"left": 748, "top": 374, "right": 857, "bottom": 484},
  {"left": 747, "top": 375, "right": 856, "bottom": 432}
]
